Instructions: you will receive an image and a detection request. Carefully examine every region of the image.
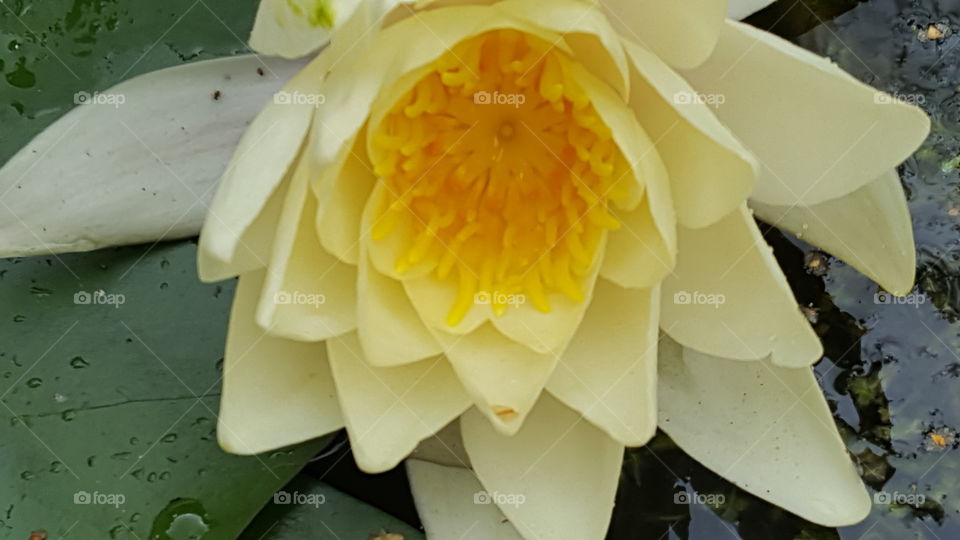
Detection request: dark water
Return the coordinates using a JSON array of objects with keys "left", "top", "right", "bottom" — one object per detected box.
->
[{"left": 1, "top": 0, "right": 959, "bottom": 538}]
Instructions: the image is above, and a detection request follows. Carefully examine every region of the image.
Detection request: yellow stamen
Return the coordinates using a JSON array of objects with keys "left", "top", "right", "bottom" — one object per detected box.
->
[{"left": 371, "top": 30, "right": 628, "bottom": 325}]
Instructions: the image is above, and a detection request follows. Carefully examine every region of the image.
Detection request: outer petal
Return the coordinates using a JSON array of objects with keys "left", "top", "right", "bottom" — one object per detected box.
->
[
  {"left": 461, "top": 393, "right": 624, "bottom": 540},
  {"left": 547, "top": 280, "right": 658, "bottom": 447},
  {"left": 658, "top": 338, "right": 872, "bottom": 526},
  {"left": 436, "top": 325, "right": 557, "bottom": 436},
  {"left": 681, "top": 20, "right": 930, "bottom": 207},
  {"left": 357, "top": 241, "right": 445, "bottom": 367},
  {"left": 751, "top": 170, "right": 916, "bottom": 296},
  {"left": 660, "top": 204, "right": 823, "bottom": 367},
  {"left": 407, "top": 459, "right": 525, "bottom": 540},
  {"left": 256, "top": 152, "right": 357, "bottom": 341},
  {"left": 0, "top": 56, "right": 305, "bottom": 259},
  {"left": 198, "top": 53, "right": 330, "bottom": 281},
  {"left": 727, "top": 0, "right": 775, "bottom": 19},
  {"left": 249, "top": 0, "right": 360, "bottom": 59},
  {"left": 624, "top": 40, "right": 757, "bottom": 229},
  {"left": 218, "top": 270, "right": 343, "bottom": 455},
  {"left": 598, "top": 0, "right": 726, "bottom": 69},
  {"left": 326, "top": 332, "right": 471, "bottom": 473}
]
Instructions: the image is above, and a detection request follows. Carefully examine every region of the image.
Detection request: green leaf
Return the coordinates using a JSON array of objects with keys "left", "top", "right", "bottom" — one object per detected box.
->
[
  {"left": 240, "top": 474, "right": 425, "bottom": 539},
  {"left": 0, "top": 242, "right": 330, "bottom": 539}
]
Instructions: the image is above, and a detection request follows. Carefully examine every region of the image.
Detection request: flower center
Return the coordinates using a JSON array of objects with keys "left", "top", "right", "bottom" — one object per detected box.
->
[{"left": 371, "top": 30, "right": 630, "bottom": 326}]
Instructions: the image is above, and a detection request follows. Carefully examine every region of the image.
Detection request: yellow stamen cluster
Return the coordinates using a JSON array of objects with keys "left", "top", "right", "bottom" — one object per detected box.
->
[{"left": 371, "top": 30, "right": 631, "bottom": 326}]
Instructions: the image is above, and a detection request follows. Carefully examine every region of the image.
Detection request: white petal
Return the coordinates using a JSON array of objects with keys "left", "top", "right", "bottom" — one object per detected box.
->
[
  {"left": 316, "top": 133, "right": 377, "bottom": 264},
  {"left": 256, "top": 152, "right": 357, "bottom": 341},
  {"left": 407, "top": 459, "right": 525, "bottom": 540},
  {"left": 660, "top": 205, "right": 823, "bottom": 367},
  {"left": 547, "top": 280, "right": 658, "bottom": 446},
  {"left": 357, "top": 241, "right": 444, "bottom": 367},
  {"left": 599, "top": 0, "right": 726, "bottom": 69},
  {"left": 751, "top": 169, "right": 916, "bottom": 296},
  {"left": 0, "top": 55, "right": 306, "bottom": 259},
  {"left": 624, "top": 40, "right": 757, "bottom": 229},
  {"left": 600, "top": 197, "right": 675, "bottom": 289},
  {"left": 658, "top": 337, "right": 871, "bottom": 526},
  {"left": 326, "top": 332, "right": 471, "bottom": 473},
  {"left": 199, "top": 53, "right": 330, "bottom": 281},
  {"left": 249, "top": 0, "right": 360, "bottom": 59},
  {"left": 681, "top": 20, "right": 930, "bottom": 207},
  {"left": 218, "top": 270, "right": 343, "bottom": 455},
  {"left": 461, "top": 393, "right": 624, "bottom": 540},
  {"left": 727, "top": 0, "right": 775, "bottom": 20},
  {"left": 436, "top": 325, "right": 557, "bottom": 436}
]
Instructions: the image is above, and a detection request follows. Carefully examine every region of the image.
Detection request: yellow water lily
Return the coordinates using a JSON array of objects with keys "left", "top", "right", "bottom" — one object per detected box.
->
[{"left": 0, "top": 0, "right": 930, "bottom": 538}]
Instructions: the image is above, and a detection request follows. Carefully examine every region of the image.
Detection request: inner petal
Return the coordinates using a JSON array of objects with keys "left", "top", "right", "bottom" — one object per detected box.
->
[{"left": 370, "top": 29, "right": 632, "bottom": 326}]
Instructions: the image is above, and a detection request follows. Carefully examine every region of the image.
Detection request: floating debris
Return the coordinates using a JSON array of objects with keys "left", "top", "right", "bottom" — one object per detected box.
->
[{"left": 804, "top": 251, "right": 830, "bottom": 276}]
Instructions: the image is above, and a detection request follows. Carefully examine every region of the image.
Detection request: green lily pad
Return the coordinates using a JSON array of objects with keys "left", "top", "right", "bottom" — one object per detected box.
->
[
  {"left": 0, "top": 242, "right": 330, "bottom": 539},
  {"left": 239, "top": 474, "right": 425, "bottom": 539}
]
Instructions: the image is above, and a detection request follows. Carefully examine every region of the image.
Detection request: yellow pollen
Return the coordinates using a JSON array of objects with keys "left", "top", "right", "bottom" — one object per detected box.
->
[{"left": 371, "top": 30, "right": 630, "bottom": 326}]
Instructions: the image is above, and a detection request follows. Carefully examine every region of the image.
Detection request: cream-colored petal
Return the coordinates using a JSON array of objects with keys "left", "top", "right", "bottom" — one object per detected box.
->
[
  {"left": 681, "top": 20, "right": 930, "bottom": 207},
  {"left": 256, "top": 151, "right": 357, "bottom": 341},
  {"left": 660, "top": 204, "right": 822, "bottom": 367},
  {"left": 0, "top": 56, "right": 305, "bottom": 259},
  {"left": 624, "top": 40, "right": 757, "bottom": 229},
  {"left": 498, "top": 0, "right": 629, "bottom": 97},
  {"left": 218, "top": 270, "right": 343, "bottom": 455},
  {"left": 199, "top": 53, "right": 331, "bottom": 281},
  {"left": 436, "top": 324, "right": 557, "bottom": 435},
  {"left": 326, "top": 332, "right": 471, "bottom": 473},
  {"left": 658, "top": 337, "right": 871, "bottom": 526},
  {"left": 547, "top": 280, "right": 658, "bottom": 447},
  {"left": 357, "top": 241, "right": 445, "bottom": 367},
  {"left": 600, "top": 197, "right": 675, "bottom": 289},
  {"left": 249, "top": 0, "right": 361, "bottom": 59},
  {"left": 728, "top": 0, "right": 775, "bottom": 19},
  {"left": 574, "top": 60, "right": 677, "bottom": 266},
  {"left": 407, "top": 460, "right": 525, "bottom": 540},
  {"left": 599, "top": 0, "right": 726, "bottom": 69},
  {"left": 461, "top": 393, "right": 623, "bottom": 540},
  {"left": 316, "top": 132, "right": 377, "bottom": 264},
  {"left": 751, "top": 169, "right": 916, "bottom": 296}
]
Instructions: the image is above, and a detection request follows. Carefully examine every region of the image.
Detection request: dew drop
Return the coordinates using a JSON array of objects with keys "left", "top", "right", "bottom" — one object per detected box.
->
[
  {"left": 161, "top": 433, "right": 177, "bottom": 443},
  {"left": 61, "top": 409, "right": 76, "bottom": 422},
  {"left": 26, "top": 377, "right": 41, "bottom": 388},
  {"left": 70, "top": 356, "right": 90, "bottom": 369}
]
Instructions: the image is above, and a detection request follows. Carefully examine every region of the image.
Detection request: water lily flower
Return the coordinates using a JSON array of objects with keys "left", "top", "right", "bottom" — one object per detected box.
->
[{"left": 0, "top": 0, "right": 930, "bottom": 538}]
